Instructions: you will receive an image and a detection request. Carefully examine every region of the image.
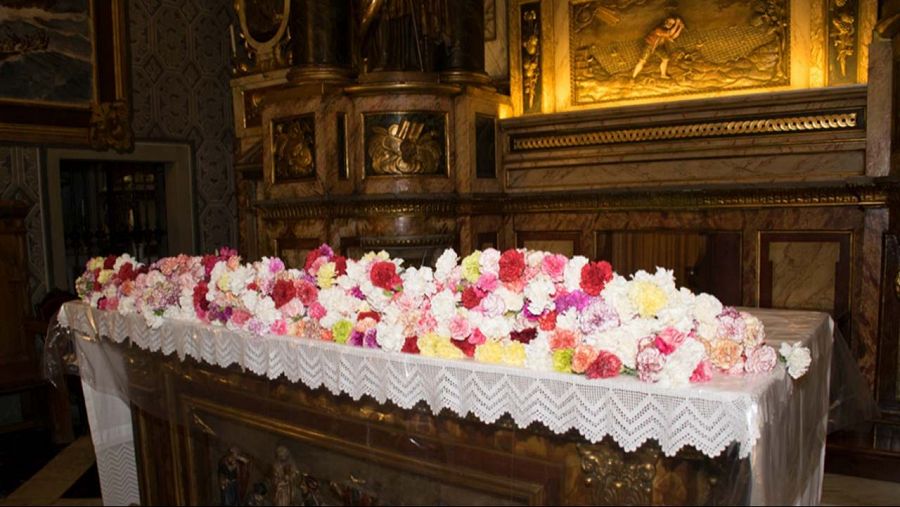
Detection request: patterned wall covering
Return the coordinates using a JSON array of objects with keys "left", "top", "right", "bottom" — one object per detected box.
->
[
  {"left": 0, "top": 146, "right": 47, "bottom": 304},
  {"left": 0, "top": 0, "right": 236, "bottom": 306},
  {"left": 129, "top": 0, "right": 236, "bottom": 251}
]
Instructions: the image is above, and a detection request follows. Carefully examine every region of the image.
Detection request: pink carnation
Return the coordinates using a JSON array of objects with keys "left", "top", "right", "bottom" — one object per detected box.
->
[
  {"left": 654, "top": 327, "right": 687, "bottom": 355},
  {"left": 449, "top": 314, "right": 472, "bottom": 340},
  {"left": 307, "top": 302, "right": 326, "bottom": 320},
  {"left": 636, "top": 346, "right": 664, "bottom": 383},
  {"left": 468, "top": 328, "right": 487, "bottom": 345},
  {"left": 270, "top": 319, "right": 288, "bottom": 335},
  {"left": 571, "top": 345, "right": 600, "bottom": 373},
  {"left": 231, "top": 309, "right": 252, "bottom": 326},
  {"left": 540, "top": 254, "right": 567, "bottom": 282},
  {"left": 690, "top": 359, "right": 713, "bottom": 383},
  {"left": 549, "top": 329, "right": 577, "bottom": 350},
  {"left": 476, "top": 272, "right": 499, "bottom": 292},
  {"left": 745, "top": 345, "right": 777, "bottom": 374}
]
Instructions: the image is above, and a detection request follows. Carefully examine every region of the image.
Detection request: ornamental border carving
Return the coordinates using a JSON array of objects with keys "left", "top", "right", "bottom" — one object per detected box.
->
[
  {"left": 509, "top": 110, "right": 862, "bottom": 152},
  {"left": 256, "top": 184, "right": 888, "bottom": 220}
]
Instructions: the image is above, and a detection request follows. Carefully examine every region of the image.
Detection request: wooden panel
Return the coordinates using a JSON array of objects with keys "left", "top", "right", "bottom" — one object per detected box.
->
[
  {"left": 0, "top": 203, "right": 34, "bottom": 388},
  {"left": 759, "top": 231, "right": 852, "bottom": 341},
  {"left": 516, "top": 231, "right": 581, "bottom": 256}
]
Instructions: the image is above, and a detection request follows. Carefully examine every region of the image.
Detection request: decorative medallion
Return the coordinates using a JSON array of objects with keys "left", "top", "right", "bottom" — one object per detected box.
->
[
  {"left": 89, "top": 100, "right": 134, "bottom": 153},
  {"left": 271, "top": 114, "right": 315, "bottom": 182},
  {"left": 569, "top": 0, "right": 790, "bottom": 105},
  {"left": 521, "top": 3, "right": 542, "bottom": 113},
  {"left": 364, "top": 113, "right": 447, "bottom": 177}
]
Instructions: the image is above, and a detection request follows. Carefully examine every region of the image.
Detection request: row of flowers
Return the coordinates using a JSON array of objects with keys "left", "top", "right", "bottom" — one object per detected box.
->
[{"left": 75, "top": 246, "right": 812, "bottom": 386}]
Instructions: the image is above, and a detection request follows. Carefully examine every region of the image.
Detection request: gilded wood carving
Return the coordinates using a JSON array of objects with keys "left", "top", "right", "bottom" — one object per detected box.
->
[
  {"left": 364, "top": 113, "right": 448, "bottom": 177},
  {"left": 271, "top": 115, "right": 316, "bottom": 182},
  {"left": 828, "top": 0, "right": 859, "bottom": 84},
  {"left": 569, "top": 0, "right": 790, "bottom": 105}
]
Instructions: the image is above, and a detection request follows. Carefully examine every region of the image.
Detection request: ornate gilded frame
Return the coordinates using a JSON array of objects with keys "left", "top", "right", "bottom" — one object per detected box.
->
[{"left": 0, "top": 0, "right": 132, "bottom": 151}]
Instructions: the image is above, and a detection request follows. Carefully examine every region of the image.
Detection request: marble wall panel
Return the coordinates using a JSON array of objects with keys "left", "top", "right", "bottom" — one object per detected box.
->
[{"left": 767, "top": 241, "right": 842, "bottom": 311}]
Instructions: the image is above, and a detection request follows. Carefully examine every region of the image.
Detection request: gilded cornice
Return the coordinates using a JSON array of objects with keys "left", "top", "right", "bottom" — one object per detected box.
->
[
  {"left": 510, "top": 111, "right": 863, "bottom": 152},
  {"left": 255, "top": 184, "right": 889, "bottom": 221}
]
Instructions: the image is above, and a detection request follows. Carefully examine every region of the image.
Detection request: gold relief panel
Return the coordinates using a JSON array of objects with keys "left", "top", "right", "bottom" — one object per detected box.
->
[
  {"left": 363, "top": 112, "right": 449, "bottom": 177},
  {"left": 271, "top": 114, "right": 316, "bottom": 182},
  {"left": 827, "top": 0, "right": 859, "bottom": 84},
  {"left": 568, "top": 0, "right": 790, "bottom": 106}
]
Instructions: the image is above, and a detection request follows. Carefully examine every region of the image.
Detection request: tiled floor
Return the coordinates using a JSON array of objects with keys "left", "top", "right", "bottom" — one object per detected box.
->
[{"left": 2, "top": 438, "right": 900, "bottom": 506}]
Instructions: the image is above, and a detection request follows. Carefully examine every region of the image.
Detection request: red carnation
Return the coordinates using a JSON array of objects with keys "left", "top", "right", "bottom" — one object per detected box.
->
[
  {"left": 585, "top": 351, "right": 622, "bottom": 379},
  {"left": 452, "top": 339, "right": 476, "bottom": 357},
  {"left": 103, "top": 255, "right": 116, "bottom": 270},
  {"left": 370, "top": 261, "right": 401, "bottom": 291},
  {"left": 402, "top": 336, "right": 420, "bottom": 354},
  {"left": 117, "top": 263, "right": 136, "bottom": 282},
  {"left": 201, "top": 255, "right": 218, "bottom": 277},
  {"left": 510, "top": 328, "right": 537, "bottom": 344},
  {"left": 461, "top": 287, "right": 484, "bottom": 309},
  {"left": 334, "top": 256, "right": 347, "bottom": 276},
  {"left": 272, "top": 279, "right": 297, "bottom": 309},
  {"left": 580, "top": 261, "right": 614, "bottom": 296},
  {"left": 357, "top": 311, "right": 381, "bottom": 323},
  {"left": 247, "top": 282, "right": 259, "bottom": 292},
  {"left": 498, "top": 249, "right": 526, "bottom": 283},
  {"left": 538, "top": 310, "right": 557, "bottom": 331},
  {"left": 193, "top": 282, "right": 209, "bottom": 313},
  {"left": 295, "top": 280, "right": 318, "bottom": 305}
]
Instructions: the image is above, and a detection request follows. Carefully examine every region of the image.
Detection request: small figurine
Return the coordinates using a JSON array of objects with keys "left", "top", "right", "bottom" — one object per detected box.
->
[
  {"left": 218, "top": 447, "right": 249, "bottom": 506},
  {"left": 245, "top": 482, "right": 269, "bottom": 506},
  {"left": 270, "top": 445, "right": 300, "bottom": 506}
]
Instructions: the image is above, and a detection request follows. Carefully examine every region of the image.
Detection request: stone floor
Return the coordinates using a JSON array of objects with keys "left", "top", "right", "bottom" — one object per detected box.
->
[{"left": 1, "top": 436, "right": 900, "bottom": 506}]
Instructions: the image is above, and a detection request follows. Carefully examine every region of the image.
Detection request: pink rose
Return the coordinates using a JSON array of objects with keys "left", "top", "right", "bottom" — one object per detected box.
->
[
  {"left": 690, "top": 359, "right": 713, "bottom": 383},
  {"left": 449, "top": 314, "right": 472, "bottom": 341},
  {"left": 541, "top": 254, "right": 568, "bottom": 282},
  {"left": 745, "top": 345, "right": 777, "bottom": 374},
  {"left": 571, "top": 344, "right": 600, "bottom": 373}
]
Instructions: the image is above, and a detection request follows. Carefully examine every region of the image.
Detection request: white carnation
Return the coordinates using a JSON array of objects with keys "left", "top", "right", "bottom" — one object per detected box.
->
[
  {"left": 524, "top": 336, "right": 553, "bottom": 372},
  {"left": 563, "top": 256, "right": 589, "bottom": 292},
  {"left": 375, "top": 320, "right": 406, "bottom": 352},
  {"left": 402, "top": 266, "right": 436, "bottom": 300},
  {"left": 113, "top": 253, "right": 140, "bottom": 271},
  {"left": 496, "top": 287, "right": 524, "bottom": 313},
  {"left": 431, "top": 290, "right": 457, "bottom": 322},
  {"left": 556, "top": 308, "right": 579, "bottom": 331},
  {"left": 479, "top": 248, "right": 501, "bottom": 276},
  {"left": 600, "top": 275, "right": 636, "bottom": 320},
  {"left": 524, "top": 275, "right": 556, "bottom": 315},
  {"left": 435, "top": 249, "right": 459, "bottom": 280},
  {"left": 480, "top": 315, "right": 512, "bottom": 339},
  {"left": 780, "top": 342, "right": 812, "bottom": 379},
  {"left": 657, "top": 339, "right": 705, "bottom": 387}
]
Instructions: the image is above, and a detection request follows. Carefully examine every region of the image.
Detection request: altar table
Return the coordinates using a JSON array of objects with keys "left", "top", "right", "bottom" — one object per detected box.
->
[{"left": 56, "top": 301, "right": 832, "bottom": 505}]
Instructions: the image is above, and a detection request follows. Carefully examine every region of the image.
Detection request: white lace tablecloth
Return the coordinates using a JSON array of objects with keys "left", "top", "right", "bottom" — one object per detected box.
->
[{"left": 60, "top": 301, "right": 833, "bottom": 505}]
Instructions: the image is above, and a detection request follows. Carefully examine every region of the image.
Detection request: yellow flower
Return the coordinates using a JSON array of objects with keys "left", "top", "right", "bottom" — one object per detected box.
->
[
  {"left": 97, "top": 269, "right": 114, "bottom": 285},
  {"left": 502, "top": 342, "right": 526, "bottom": 367},
  {"left": 552, "top": 349, "right": 574, "bottom": 373},
  {"left": 418, "top": 333, "right": 462, "bottom": 359},
  {"left": 332, "top": 320, "right": 353, "bottom": 344},
  {"left": 474, "top": 341, "right": 504, "bottom": 364},
  {"left": 86, "top": 257, "right": 104, "bottom": 271},
  {"left": 461, "top": 251, "right": 481, "bottom": 283},
  {"left": 317, "top": 262, "right": 336, "bottom": 288},
  {"left": 217, "top": 273, "right": 231, "bottom": 291},
  {"left": 630, "top": 281, "right": 668, "bottom": 318}
]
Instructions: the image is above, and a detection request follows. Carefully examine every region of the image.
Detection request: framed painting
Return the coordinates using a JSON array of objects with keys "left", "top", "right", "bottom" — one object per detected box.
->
[{"left": 0, "top": 0, "right": 132, "bottom": 151}]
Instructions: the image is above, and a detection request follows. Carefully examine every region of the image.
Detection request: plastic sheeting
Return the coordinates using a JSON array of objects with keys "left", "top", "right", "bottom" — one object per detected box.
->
[{"left": 43, "top": 302, "right": 862, "bottom": 505}]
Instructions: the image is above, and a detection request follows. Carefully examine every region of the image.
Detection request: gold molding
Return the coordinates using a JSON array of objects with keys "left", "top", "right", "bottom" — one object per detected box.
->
[
  {"left": 510, "top": 111, "right": 861, "bottom": 151},
  {"left": 578, "top": 443, "right": 657, "bottom": 505},
  {"left": 256, "top": 184, "right": 889, "bottom": 221}
]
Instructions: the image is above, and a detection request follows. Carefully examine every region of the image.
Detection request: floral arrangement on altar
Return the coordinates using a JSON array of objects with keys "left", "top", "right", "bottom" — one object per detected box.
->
[{"left": 75, "top": 246, "right": 812, "bottom": 386}]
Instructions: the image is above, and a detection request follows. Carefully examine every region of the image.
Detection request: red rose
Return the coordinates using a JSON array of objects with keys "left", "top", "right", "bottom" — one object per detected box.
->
[
  {"left": 585, "top": 351, "right": 623, "bottom": 379},
  {"left": 370, "top": 261, "right": 401, "bottom": 291},
  {"left": 498, "top": 249, "right": 526, "bottom": 283},
  {"left": 295, "top": 280, "right": 318, "bottom": 305},
  {"left": 402, "top": 336, "right": 420, "bottom": 354},
  {"left": 272, "top": 279, "right": 297, "bottom": 309},
  {"left": 580, "top": 261, "right": 614, "bottom": 296},
  {"left": 103, "top": 255, "right": 116, "bottom": 270},
  {"left": 461, "top": 287, "right": 484, "bottom": 309},
  {"left": 193, "top": 282, "right": 209, "bottom": 313},
  {"left": 538, "top": 310, "right": 557, "bottom": 331},
  {"left": 452, "top": 339, "right": 476, "bottom": 357},
  {"left": 510, "top": 328, "right": 537, "bottom": 344}
]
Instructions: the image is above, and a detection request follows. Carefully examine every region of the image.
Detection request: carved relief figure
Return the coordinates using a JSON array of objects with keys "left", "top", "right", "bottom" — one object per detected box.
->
[
  {"left": 330, "top": 474, "right": 381, "bottom": 506},
  {"left": 273, "top": 116, "right": 315, "bottom": 181},
  {"left": 631, "top": 16, "right": 685, "bottom": 79},
  {"left": 830, "top": 12, "right": 855, "bottom": 77},
  {"left": 218, "top": 447, "right": 249, "bottom": 506},
  {"left": 270, "top": 445, "right": 300, "bottom": 506},
  {"left": 521, "top": 8, "right": 541, "bottom": 111}
]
